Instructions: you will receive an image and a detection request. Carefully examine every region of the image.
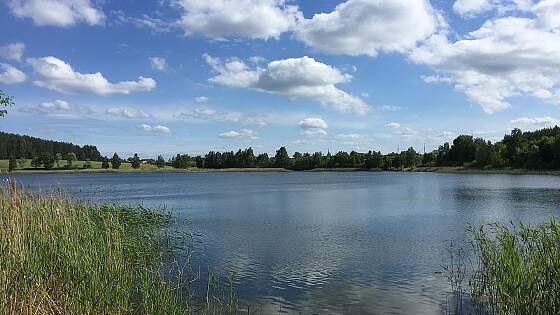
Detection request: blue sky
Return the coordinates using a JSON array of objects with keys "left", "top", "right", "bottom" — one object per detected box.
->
[{"left": 1, "top": 0, "right": 560, "bottom": 158}]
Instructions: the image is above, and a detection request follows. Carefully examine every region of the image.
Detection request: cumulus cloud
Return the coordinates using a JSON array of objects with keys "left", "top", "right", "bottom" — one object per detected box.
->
[
  {"left": 176, "top": 107, "right": 270, "bottom": 126},
  {"left": 411, "top": 2, "right": 560, "bottom": 113},
  {"left": 39, "top": 99, "right": 71, "bottom": 110},
  {"left": 0, "top": 42, "right": 25, "bottom": 61},
  {"left": 19, "top": 99, "right": 93, "bottom": 119},
  {"left": 27, "top": 56, "right": 156, "bottom": 94},
  {"left": 510, "top": 116, "right": 560, "bottom": 126},
  {"left": 195, "top": 96, "right": 209, "bottom": 103},
  {"left": 107, "top": 107, "right": 150, "bottom": 119},
  {"left": 218, "top": 128, "right": 259, "bottom": 140},
  {"left": 453, "top": 0, "right": 534, "bottom": 17},
  {"left": 205, "top": 54, "right": 368, "bottom": 115},
  {"left": 384, "top": 122, "right": 417, "bottom": 137},
  {"left": 149, "top": 57, "right": 167, "bottom": 71},
  {"left": 141, "top": 124, "right": 170, "bottom": 133},
  {"left": 384, "top": 122, "right": 401, "bottom": 129},
  {"left": 175, "top": 0, "right": 302, "bottom": 39},
  {"left": 296, "top": 0, "right": 440, "bottom": 56},
  {"left": 298, "top": 117, "right": 328, "bottom": 136},
  {"left": 7, "top": 0, "right": 105, "bottom": 26},
  {"left": 0, "top": 64, "right": 26, "bottom": 84}
]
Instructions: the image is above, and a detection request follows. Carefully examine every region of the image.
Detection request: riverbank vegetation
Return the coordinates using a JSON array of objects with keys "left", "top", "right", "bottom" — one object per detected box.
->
[
  {"left": 445, "top": 219, "right": 560, "bottom": 314},
  {"left": 3, "top": 113, "right": 560, "bottom": 173},
  {"left": 0, "top": 182, "right": 242, "bottom": 314}
]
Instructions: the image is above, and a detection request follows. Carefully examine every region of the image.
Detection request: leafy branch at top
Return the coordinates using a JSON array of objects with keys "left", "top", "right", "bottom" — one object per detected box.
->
[{"left": 0, "top": 90, "right": 14, "bottom": 117}]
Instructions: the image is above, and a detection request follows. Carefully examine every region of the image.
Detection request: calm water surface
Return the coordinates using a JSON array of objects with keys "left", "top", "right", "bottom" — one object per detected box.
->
[{"left": 3, "top": 172, "right": 560, "bottom": 314}]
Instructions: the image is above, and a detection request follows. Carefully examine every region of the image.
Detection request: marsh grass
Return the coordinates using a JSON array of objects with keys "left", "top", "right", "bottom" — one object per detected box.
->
[
  {"left": 444, "top": 219, "right": 560, "bottom": 314},
  {"left": 0, "top": 180, "right": 246, "bottom": 314}
]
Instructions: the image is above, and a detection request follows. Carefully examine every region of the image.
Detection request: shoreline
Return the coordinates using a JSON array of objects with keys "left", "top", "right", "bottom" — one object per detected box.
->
[{"left": 2, "top": 166, "right": 560, "bottom": 175}]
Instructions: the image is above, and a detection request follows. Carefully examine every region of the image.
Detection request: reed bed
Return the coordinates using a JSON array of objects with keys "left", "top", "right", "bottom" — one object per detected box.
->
[
  {"left": 445, "top": 219, "right": 560, "bottom": 314},
  {"left": 0, "top": 181, "right": 242, "bottom": 314}
]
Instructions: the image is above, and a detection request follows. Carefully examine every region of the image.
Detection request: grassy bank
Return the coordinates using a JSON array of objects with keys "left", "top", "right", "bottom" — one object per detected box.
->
[
  {"left": 0, "top": 181, "right": 240, "bottom": 314},
  {"left": 445, "top": 219, "right": 560, "bottom": 314}
]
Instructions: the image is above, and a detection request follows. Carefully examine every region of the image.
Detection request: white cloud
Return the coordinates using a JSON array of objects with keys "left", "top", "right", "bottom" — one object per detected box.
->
[
  {"left": 298, "top": 117, "right": 328, "bottom": 137},
  {"left": 176, "top": 0, "right": 302, "bottom": 39},
  {"left": 385, "top": 122, "right": 401, "bottom": 129},
  {"left": 453, "top": 0, "right": 534, "bottom": 17},
  {"left": 8, "top": 0, "right": 105, "bottom": 26},
  {"left": 298, "top": 117, "right": 328, "bottom": 130},
  {"left": 195, "top": 96, "right": 209, "bottom": 103},
  {"left": 296, "top": 0, "right": 440, "bottom": 56},
  {"left": 113, "top": 10, "right": 173, "bottom": 33},
  {"left": 39, "top": 99, "right": 71, "bottom": 110},
  {"left": 218, "top": 128, "right": 259, "bottom": 140},
  {"left": 176, "top": 107, "right": 270, "bottom": 126},
  {"left": 510, "top": 116, "right": 560, "bottom": 126},
  {"left": 205, "top": 54, "right": 369, "bottom": 115},
  {"left": 141, "top": 124, "right": 170, "bottom": 133},
  {"left": 0, "top": 63, "right": 26, "bottom": 84},
  {"left": 533, "top": 0, "right": 560, "bottom": 29},
  {"left": 28, "top": 56, "right": 156, "bottom": 94},
  {"left": 149, "top": 57, "right": 167, "bottom": 71},
  {"left": 19, "top": 99, "right": 93, "bottom": 119},
  {"left": 411, "top": 4, "right": 560, "bottom": 113},
  {"left": 452, "top": 0, "right": 492, "bottom": 17},
  {"left": 384, "top": 122, "right": 417, "bottom": 137},
  {"left": 107, "top": 107, "right": 150, "bottom": 119},
  {"left": 0, "top": 42, "right": 25, "bottom": 61}
]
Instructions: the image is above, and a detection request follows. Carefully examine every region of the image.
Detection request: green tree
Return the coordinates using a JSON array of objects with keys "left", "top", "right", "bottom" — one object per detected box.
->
[
  {"left": 404, "top": 147, "right": 418, "bottom": 168},
  {"left": 8, "top": 155, "right": 16, "bottom": 172},
  {"left": 101, "top": 157, "right": 110, "bottom": 169},
  {"left": 273, "top": 147, "right": 290, "bottom": 168},
  {"left": 41, "top": 154, "right": 55, "bottom": 169},
  {"left": 17, "top": 157, "right": 26, "bottom": 169},
  {"left": 156, "top": 155, "right": 165, "bottom": 168},
  {"left": 0, "top": 90, "right": 14, "bottom": 118},
  {"left": 55, "top": 153, "right": 62, "bottom": 168},
  {"left": 31, "top": 156, "right": 42, "bottom": 168},
  {"left": 131, "top": 153, "right": 141, "bottom": 169},
  {"left": 111, "top": 153, "right": 121, "bottom": 169},
  {"left": 66, "top": 152, "right": 77, "bottom": 168}
]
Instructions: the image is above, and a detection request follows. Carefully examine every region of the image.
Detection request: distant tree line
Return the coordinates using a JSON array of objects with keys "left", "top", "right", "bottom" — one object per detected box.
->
[
  {"left": 167, "top": 126, "right": 560, "bottom": 171},
  {"left": 0, "top": 132, "right": 101, "bottom": 161},
  {"left": 5, "top": 126, "right": 560, "bottom": 172}
]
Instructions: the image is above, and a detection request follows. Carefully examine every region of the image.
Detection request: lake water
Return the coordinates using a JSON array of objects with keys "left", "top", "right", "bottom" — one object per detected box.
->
[{"left": 3, "top": 172, "right": 560, "bottom": 314}]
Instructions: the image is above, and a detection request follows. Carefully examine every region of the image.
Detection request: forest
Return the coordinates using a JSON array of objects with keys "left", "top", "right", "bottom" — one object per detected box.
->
[
  {"left": 3, "top": 126, "right": 560, "bottom": 171},
  {"left": 171, "top": 126, "right": 560, "bottom": 171},
  {"left": 0, "top": 132, "right": 101, "bottom": 161}
]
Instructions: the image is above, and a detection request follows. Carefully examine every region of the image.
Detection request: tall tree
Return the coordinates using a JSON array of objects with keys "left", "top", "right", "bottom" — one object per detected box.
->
[
  {"left": 131, "top": 153, "right": 141, "bottom": 169},
  {"left": 101, "top": 157, "right": 110, "bottom": 169},
  {"left": 111, "top": 153, "right": 122, "bottom": 169},
  {"left": 55, "top": 153, "right": 62, "bottom": 168},
  {"left": 8, "top": 155, "right": 16, "bottom": 172},
  {"left": 273, "top": 147, "right": 290, "bottom": 168},
  {"left": 66, "top": 152, "right": 77, "bottom": 168},
  {"left": 156, "top": 155, "right": 165, "bottom": 168}
]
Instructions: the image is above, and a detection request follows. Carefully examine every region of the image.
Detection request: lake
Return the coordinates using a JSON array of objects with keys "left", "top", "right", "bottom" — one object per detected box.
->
[{"left": 3, "top": 171, "right": 560, "bottom": 314}]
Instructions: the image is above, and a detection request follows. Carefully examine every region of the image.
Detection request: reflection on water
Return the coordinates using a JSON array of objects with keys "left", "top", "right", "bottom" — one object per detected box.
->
[{"left": 3, "top": 172, "right": 560, "bottom": 314}]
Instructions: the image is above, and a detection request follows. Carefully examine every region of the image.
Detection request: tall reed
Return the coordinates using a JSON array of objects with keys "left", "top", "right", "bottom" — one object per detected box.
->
[
  {"left": 444, "top": 219, "right": 560, "bottom": 314},
  {"left": 0, "top": 180, "right": 246, "bottom": 314}
]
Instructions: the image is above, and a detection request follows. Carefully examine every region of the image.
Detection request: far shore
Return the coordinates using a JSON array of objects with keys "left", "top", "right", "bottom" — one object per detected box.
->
[{"left": 3, "top": 164, "right": 560, "bottom": 176}]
